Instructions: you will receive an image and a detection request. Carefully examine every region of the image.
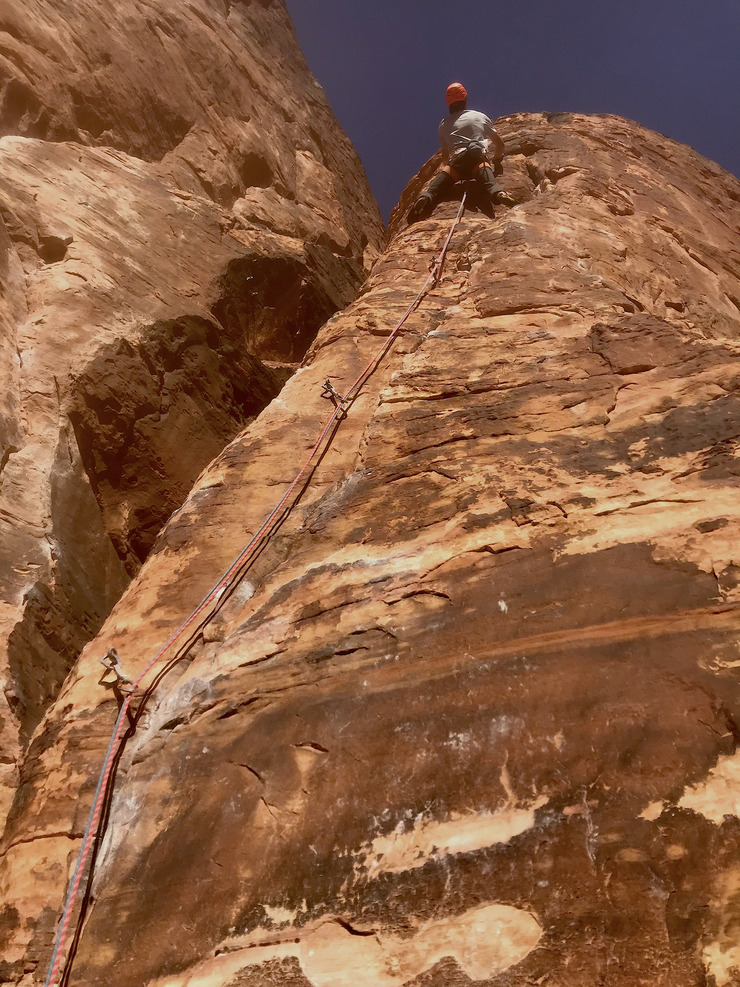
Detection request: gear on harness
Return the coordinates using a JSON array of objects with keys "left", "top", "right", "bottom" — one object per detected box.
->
[{"left": 448, "top": 140, "right": 487, "bottom": 175}]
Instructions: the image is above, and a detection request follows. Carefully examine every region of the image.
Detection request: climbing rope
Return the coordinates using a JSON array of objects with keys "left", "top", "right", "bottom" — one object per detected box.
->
[{"left": 43, "top": 193, "right": 467, "bottom": 987}]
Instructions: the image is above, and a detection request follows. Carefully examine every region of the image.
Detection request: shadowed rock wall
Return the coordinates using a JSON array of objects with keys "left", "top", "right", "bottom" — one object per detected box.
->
[
  {"left": 2, "top": 112, "right": 740, "bottom": 986},
  {"left": 0, "top": 0, "right": 384, "bottom": 825}
]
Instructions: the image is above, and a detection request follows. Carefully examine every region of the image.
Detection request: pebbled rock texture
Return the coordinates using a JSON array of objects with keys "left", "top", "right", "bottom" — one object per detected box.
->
[
  {"left": 0, "top": 0, "right": 384, "bottom": 826},
  {"left": 2, "top": 112, "right": 740, "bottom": 986}
]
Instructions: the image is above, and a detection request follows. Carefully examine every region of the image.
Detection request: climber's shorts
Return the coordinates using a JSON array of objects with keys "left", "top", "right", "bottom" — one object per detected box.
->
[{"left": 447, "top": 142, "right": 487, "bottom": 181}]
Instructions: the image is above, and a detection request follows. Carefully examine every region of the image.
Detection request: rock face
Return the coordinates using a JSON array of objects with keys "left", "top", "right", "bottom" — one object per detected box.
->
[
  {"left": 0, "top": 0, "right": 384, "bottom": 823},
  {"left": 2, "top": 111, "right": 740, "bottom": 986}
]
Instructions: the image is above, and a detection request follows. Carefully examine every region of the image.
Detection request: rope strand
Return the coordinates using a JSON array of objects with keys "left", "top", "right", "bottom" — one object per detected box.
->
[{"left": 43, "top": 195, "right": 467, "bottom": 987}]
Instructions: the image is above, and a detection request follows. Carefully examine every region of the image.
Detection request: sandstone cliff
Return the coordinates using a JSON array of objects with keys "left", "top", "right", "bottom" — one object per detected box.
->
[
  {"left": 0, "top": 0, "right": 384, "bottom": 823},
  {"left": 3, "top": 106, "right": 740, "bottom": 985}
]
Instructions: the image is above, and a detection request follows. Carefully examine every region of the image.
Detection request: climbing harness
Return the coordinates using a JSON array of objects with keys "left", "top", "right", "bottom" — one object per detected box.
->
[
  {"left": 43, "top": 192, "right": 468, "bottom": 987},
  {"left": 447, "top": 140, "right": 487, "bottom": 177}
]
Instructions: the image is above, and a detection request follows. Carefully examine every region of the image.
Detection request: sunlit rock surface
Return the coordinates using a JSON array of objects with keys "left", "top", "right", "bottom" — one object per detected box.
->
[
  {"left": 0, "top": 0, "right": 384, "bottom": 822},
  {"left": 2, "top": 111, "right": 740, "bottom": 985}
]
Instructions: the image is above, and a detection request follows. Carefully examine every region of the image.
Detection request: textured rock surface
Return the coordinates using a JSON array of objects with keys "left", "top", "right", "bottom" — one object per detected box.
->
[
  {"left": 2, "top": 112, "right": 740, "bottom": 986},
  {"left": 0, "top": 0, "right": 384, "bottom": 826}
]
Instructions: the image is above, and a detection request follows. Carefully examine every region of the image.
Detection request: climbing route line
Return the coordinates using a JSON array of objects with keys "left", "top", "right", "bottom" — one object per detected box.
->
[{"left": 43, "top": 192, "right": 468, "bottom": 987}]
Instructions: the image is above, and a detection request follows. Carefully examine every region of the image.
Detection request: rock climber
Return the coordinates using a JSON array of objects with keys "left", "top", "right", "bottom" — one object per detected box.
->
[{"left": 407, "top": 82, "right": 515, "bottom": 224}]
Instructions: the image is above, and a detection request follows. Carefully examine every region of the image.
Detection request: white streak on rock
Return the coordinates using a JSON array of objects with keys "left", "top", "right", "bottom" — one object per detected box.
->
[
  {"left": 152, "top": 903, "right": 542, "bottom": 987},
  {"left": 360, "top": 800, "right": 547, "bottom": 877},
  {"left": 702, "top": 866, "right": 740, "bottom": 987},
  {"left": 639, "top": 801, "right": 664, "bottom": 821},
  {"left": 301, "top": 904, "right": 542, "bottom": 987},
  {"left": 263, "top": 902, "right": 304, "bottom": 925},
  {"left": 679, "top": 752, "right": 740, "bottom": 824}
]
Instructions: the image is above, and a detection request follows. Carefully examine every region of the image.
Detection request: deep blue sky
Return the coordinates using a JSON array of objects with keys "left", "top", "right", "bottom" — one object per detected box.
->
[{"left": 285, "top": 0, "right": 740, "bottom": 220}]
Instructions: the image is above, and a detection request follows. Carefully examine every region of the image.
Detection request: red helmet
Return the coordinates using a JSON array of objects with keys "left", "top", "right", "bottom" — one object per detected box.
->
[{"left": 446, "top": 82, "right": 468, "bottom": 106}]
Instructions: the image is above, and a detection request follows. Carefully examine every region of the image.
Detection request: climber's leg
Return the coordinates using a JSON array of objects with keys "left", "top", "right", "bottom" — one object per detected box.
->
[
  {"left": 407, "top": 170, "right": 456, "bottom": 224},
  {"left": 474, "top": 161, "right": 516, "bottom": 212}
]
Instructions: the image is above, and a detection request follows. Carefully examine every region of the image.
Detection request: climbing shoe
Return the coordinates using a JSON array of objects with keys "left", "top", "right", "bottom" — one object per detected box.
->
[
  {"left": 407, "top": 171, "right": 454, "bottom": 224},
  {"left": 407, "top": 194, "right": 434, "bottom": 225},
  {"left": 493, "top": 190, "right": 517, "bottom": 207}
]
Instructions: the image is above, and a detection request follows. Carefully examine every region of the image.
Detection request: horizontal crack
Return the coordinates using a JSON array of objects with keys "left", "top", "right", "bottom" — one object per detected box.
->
[
  {"left": 293, "top": 741, "right": 329, "bottom": 753},
  {"left": 231, "top": 761, "right": 265, "bottom": 784},
  {"left": 1, "top": 830, "right": 83, "bottom": 858},
  {"left": 595, "top": 497, "right": 703, "bottom": 516},
  {"left": 379, "top": 371, "right": 615, "bottom": 405}
]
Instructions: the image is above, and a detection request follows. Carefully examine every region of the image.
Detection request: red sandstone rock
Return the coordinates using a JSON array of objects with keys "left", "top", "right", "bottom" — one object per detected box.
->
[
  {"left": 2, "top": 112, "right": 740, "bottom": 986},
  {"left": 0, "top": 0, "right": 379, "bottom": 252},
  {"left": 0, "top": 0, "right": 383, "bottom": 827}
]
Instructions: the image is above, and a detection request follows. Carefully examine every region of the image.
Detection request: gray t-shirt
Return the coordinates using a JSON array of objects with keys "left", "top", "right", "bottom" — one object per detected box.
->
[{"left": 438, "top": 109, "right": 504, "bottom": 161}]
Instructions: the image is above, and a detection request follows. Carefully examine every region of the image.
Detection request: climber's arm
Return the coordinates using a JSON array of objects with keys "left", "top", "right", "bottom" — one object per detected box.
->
[{"left": 486, "top": 122, "right": 505, "bottom": 163}]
